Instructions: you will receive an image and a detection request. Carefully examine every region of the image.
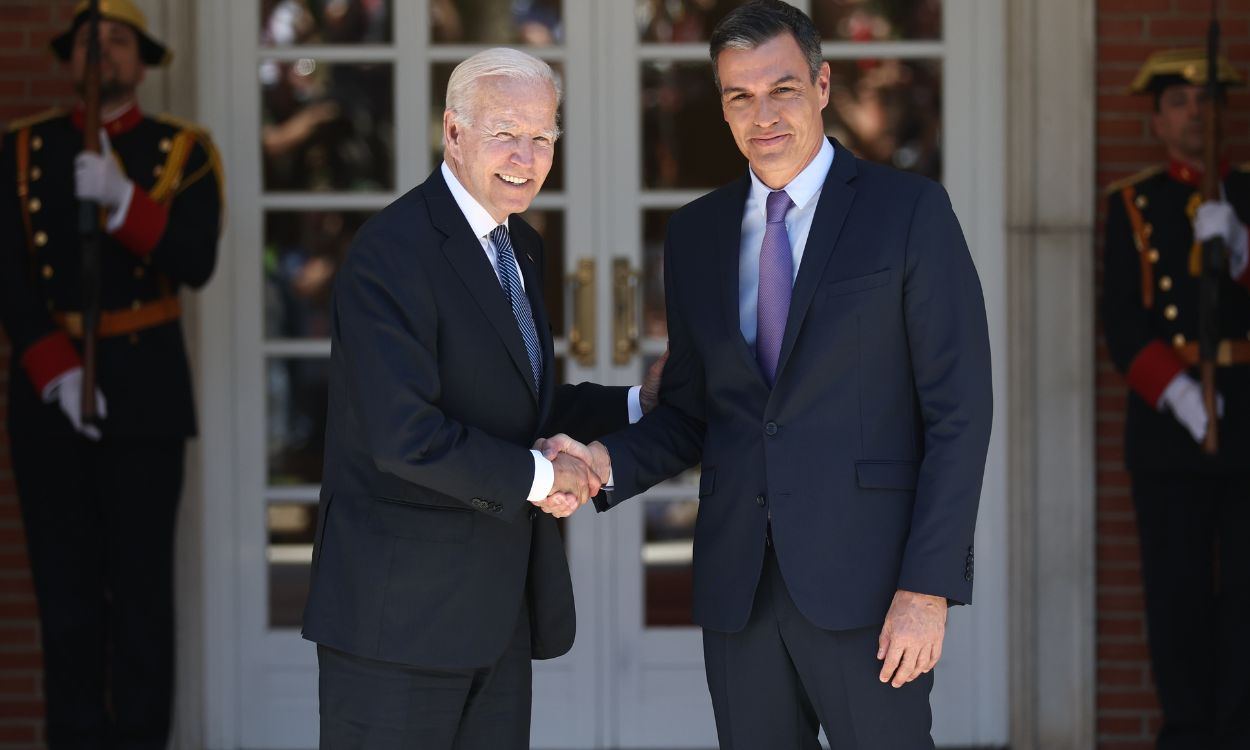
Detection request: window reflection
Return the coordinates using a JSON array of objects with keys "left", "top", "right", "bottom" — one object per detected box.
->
[
  {"left": 636, "top": 0, "right": 744, "bottom": 43},
  {"left": 261, "top": 0, "right": 392, "bottom": 46},
  {"left": 642, "top": 62, "right": 742, "bottom": 190},
  {"left": 265, "top": 211, "right": 370, "bottom": 340},
  {"left": 432, "top": 0, "right": 562, "bottom": 46},
  {"left": 268, "top": 358, "right": 329, "bottom": 487},
  {"left": 261, "top": 60, "right": 394, "bottom": 192},
  {"left": 644, "top": 497, "right": 699, "bottom": 627},
  {"left": 812, "top": 0, "right": 941, "bottom": 41},
  {"left": 642, "top": 211, "right": 671, "bottom": 340},
  {"left": 430, "top": 63, "right": 565, "bottom": 192},
  {"left": 824, "top": 59, "right": 941, "bottom": 180},
  {"left": 268, "top": 503, "right": 316, "bottom": 628}
]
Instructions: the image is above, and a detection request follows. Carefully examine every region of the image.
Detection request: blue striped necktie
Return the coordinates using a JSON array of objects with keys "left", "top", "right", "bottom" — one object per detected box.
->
[{"left": 489, "top": 225, "right": 543, "bottom": 391}]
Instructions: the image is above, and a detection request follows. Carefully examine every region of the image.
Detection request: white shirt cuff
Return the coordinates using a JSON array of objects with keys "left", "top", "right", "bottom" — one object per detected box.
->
[
  {"left": 105, "top": 182, "right": 135, "bottom": 232},
  {"left": 528, "top": 450, "right": 555, "bottom": 503},
  {"left": 627, "top": 385, "right": 643, "bottom": 423},
  {"left": 1159, "top": 372, "right": 1189, "bottom": 412}
]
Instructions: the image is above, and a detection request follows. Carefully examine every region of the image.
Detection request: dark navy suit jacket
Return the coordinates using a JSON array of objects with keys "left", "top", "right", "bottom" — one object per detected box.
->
[
  {"left": 599, "top": 139, "right": 993, "bottom": 633},
  {"left": 302, "top": 168, "right": 627, "bottom": 668}
]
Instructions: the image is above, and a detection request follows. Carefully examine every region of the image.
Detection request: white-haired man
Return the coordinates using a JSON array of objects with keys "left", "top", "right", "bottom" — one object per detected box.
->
[{"left": 301, "top": 48, "right": 659, "bottom": 748}]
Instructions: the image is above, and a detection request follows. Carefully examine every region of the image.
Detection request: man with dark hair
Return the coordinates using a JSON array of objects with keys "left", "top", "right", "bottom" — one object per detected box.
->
[
  {"left": 0, "top": 1, "right": 223, "bottom": 748},
  {"left": 1101, "top": 48, "right": 1250, "bottom": 749},
  {"left": 540, "top": 1, "right": 992, "bottom": 746}
]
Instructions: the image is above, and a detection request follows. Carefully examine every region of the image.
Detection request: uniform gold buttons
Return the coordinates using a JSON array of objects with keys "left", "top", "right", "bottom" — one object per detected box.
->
[
  {"left": 41, "top": 264, "right": 53, "bottom": 279},
  {"left": 159, "top": 138, "right": 172, "bottom": 153},
  {"left": 1135, "top": 194, "right": 1148, "bottom": 210},
  {"left": 31, "top": 135, "right": 43, "bottom": 151},
  {"left": 133, "top": 266, "right": 145, "bottom": 279},
  {"left": 1159, "top": 275, "right": 1173, "bottom": 291},
  {"left": 1164, "top": 304, "right": 1178, "bottom": 321},
  {"left": 152, "top": 165, "right": 163, "bottom": 177},
  {"left": 1148, "top": 248, "right": 1160, "bottom": 263},
  {"left": 28, "top": 197, "right": 41, "bottom": 213},
  {"left": 34, "top": 230, "right": 48, "bottom": 247},
  {"left": 1173, "top": 334, "right": 1187, "bottom": 347},
  {"left": 1144, "top": 224, "right": 1154, "bottom": 239},
  {"left": 30, "top": 166, "right": 41, "bottom": 181}
]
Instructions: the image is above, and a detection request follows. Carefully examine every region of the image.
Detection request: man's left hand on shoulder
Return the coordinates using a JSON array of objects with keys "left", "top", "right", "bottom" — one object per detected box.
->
[{"left": 877, "top": 589, "right": 948, "bottom": 689}]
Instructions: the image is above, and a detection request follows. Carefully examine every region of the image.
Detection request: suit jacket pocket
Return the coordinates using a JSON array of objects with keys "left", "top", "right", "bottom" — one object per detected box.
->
[
  {"left": 698, "top": 467, "right": 716, "bottom": 497},
  {"left": 371, "top": 496, "right": 474, "bottom": 542},
  {"left": 855, "top": 460, "right": 919, "bottom": 491},
  {"left": 826, "top": 268, "right": 892, "bottom": 298}
]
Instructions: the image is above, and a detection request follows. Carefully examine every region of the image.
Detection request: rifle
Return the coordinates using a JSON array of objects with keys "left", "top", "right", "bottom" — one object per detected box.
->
[
  {"left": 1198, "top": 4, "right": 1224, "bottom": 455},
  {"left": 79, "top": 0, "right": 102, "bottom": 425}
]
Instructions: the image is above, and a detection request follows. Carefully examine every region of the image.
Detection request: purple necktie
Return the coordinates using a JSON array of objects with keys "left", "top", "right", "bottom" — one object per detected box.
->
[{"left": 757, "top": 189, "right": 794, "bottom": 385}]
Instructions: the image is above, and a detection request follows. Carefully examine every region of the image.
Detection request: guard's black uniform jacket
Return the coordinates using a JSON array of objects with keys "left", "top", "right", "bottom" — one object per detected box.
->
[
  {"left": 0, "top": 103, "right": 222, "bottom": 438},
  {"left": 0, "top": 103, "right": 222, "bottom": 750},
  {"left": 1102, "top": 159, "right": 1250, "bottom": 749},
  {"left": 1101, "top": 159, "right": 1250, "bottom": 473}
]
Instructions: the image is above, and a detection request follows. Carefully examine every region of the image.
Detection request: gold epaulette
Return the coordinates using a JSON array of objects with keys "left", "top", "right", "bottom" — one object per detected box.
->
[
  {"left": 5, "top": 107, "right": 65, "bottom": 134},
  {"left": 1103, "top": 165, "right": 1165, "bottom": 197},
  {"left": 1237, "top": 161, "right": 1250, "bottom": 173},
  {"left": 155, "top": 112, "right": 225, "bottom": 207}
]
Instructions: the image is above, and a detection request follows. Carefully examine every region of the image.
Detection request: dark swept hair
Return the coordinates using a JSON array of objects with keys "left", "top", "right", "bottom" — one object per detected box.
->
[{"left": 708, "top": 0, "right": 822, "bottom": 93}]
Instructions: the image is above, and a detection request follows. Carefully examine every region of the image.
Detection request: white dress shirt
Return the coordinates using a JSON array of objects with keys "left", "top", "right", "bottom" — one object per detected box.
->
[
  {"left": 738, "top": 138, "right": 836, "bottom": 348},
  {"left": 440, "top": 162, "right": 642, "bottom": 502}
]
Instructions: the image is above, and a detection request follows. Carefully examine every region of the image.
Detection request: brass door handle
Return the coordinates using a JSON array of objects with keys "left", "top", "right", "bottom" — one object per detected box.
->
[
  {"left": 612, "top": 258, "right": 639, "bottom": 366},
  {"left": 569, "top": 258, "right": 595, "bottom": 367}
]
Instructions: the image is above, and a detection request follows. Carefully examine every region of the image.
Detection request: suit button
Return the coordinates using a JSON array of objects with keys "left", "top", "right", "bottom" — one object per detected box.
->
[
  {"left": 764, "top": 421, "right": 778, "bottom": 436},
  {"left": 28, "top": 197, "right": 41, "bottom": 213},
  {"left": 471, "top": 498, "right": 486, "bottom": 509},
  {"left": 756, "top": 494, "right": 765, "bottom": 507},
  {"left": 34, "top": 231, "right": 48, "bottom": 247},
  {"left": 1163, "top": 304, "right": 1178, "bottom": 321},
  {"left": 965, "top": 572, "right": 973, "bottom": 582},
  {"left": 42, "top": 264, "right": 53, "bottom": 279}
]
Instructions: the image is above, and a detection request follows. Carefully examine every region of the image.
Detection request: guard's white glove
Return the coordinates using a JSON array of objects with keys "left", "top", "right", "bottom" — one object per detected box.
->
[
  {"left": 43, "top": 367, "right": 107, "bottom": 441},
  {"left": 1195, "top": 200, "right": 1249, "bottom": 280},
  {"left": 1159, "top": 372, "right": 1223, "bottom": 444},
  {"left": 74, "top": 130, "right": 133, "bottom": 212}
]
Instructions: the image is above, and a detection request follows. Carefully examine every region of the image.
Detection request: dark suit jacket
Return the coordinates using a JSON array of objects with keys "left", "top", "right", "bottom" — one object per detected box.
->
[
  {"left": 599, "top": 139, "right": 993, "bottom": 633},
  {"left": 302, "top": 168, "right": 627, "bottom": 669}
]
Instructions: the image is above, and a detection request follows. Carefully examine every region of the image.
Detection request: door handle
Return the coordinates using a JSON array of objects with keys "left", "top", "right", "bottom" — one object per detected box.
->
[
  {"left": 569, "top": 258, "right": 595, "bottom": 367},
  {"left": 612, "top": 258, "right": 639, "bottom": 366}
]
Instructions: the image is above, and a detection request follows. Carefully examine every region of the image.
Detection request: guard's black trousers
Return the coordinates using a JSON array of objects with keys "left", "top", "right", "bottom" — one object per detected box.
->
[
  {"left": 1132, "top": 472, "right": 1250, "bottom": 750},
  {"left": 12, "top": 434, "right": 185, "bottom": 750}
]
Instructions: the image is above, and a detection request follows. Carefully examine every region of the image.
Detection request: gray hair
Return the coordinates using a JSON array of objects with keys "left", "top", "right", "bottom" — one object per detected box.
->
[
  {"left": 709, "top": 0, "right": 822, "bottom": 93},
  {"left": 445, "top": 47, "right": 563, "bottom": 134}
]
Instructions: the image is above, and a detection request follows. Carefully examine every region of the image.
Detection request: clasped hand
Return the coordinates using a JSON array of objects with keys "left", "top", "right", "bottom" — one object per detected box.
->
[{"left": 530, "top": 435, "right": 612, "bottom": 518}]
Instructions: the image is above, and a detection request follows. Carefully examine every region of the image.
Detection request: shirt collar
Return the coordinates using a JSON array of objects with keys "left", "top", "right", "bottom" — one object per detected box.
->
[
  {"left": 441, "top": 161, "right": 509, "bottom": 240},
  {"left": 747, "top": 137, "right": 836, "bottom": 216}
]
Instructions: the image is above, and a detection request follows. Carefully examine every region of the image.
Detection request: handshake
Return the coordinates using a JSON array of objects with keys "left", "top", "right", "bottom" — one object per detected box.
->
[{"left": 531, "top": 435, "right": 613, "bottom": 519}]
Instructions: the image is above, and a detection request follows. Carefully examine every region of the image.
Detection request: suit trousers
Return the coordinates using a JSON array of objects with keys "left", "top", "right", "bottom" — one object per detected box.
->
[
  {"left": 12, "top": 434, "right": 185, "bottom": 750},
  {"left": 1132, "top": 472, "right": 1250, "bottom": 750},
  {"left": 318, "top": 601, "right": 532, "bottom": 750},
  {"left": 703, "top": 544, "right": 934, "bottom": 750}
]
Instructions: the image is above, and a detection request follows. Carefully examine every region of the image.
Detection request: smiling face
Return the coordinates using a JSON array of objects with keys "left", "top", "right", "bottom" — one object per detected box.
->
[
  {"left": 716, "top": 32, "right": 830, "bottom": 189},
  {"left": 443, "top": 75, "right": 559, "bottom": 223}
]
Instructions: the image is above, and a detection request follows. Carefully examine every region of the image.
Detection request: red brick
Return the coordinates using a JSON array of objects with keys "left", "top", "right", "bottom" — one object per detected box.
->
[
  {"left": 1101, "top": 0, "right": 1170, "bottom": 11},
  {"left": 0, "top": 725, "right": 38, "bottom": 743},
  {"left": 0, "top": 702, "right": 42, "bottom": 720},
  {"left": 0, "top": 7, "right": 50, "bottom": 25}
]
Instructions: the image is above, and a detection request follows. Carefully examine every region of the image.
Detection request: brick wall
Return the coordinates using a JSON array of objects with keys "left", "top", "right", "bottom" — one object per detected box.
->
[
  {"left": 0, "top": 3, "right": 80, "bottom": 748},
  {"left": 1096, "top": 1, "right": 1250, "bottom": 748}
]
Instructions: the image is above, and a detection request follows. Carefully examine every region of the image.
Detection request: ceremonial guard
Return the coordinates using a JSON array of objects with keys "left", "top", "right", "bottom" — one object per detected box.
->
[
  {"left": 0, "top": 1, "right": 222, "bottom": 747},
  {"left": 1101, "top": 48, "right": 1250, "bottom": 749}
]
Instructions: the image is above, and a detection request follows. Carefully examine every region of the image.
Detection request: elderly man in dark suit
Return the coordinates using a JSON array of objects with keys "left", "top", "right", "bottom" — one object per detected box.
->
[
  {"left": 301, "top": 48, "right": 659, "bottom": 750},
  {"left": 541, "top": 1, "right": 993, "bottom": 747}
]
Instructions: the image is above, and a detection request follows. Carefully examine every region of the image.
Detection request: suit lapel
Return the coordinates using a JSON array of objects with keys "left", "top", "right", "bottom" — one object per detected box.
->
[
  {"left": 426, "top": 173, "right": 540, "bottom": 404},
  {"left": 716, "top": 175, "right": 766, "bottom": 382},
  {"left": 513, "top": 230, "right": 553, "bottom": 412},
  {"left": 773, "top": 139, "right": 857, "bottom": 385}
]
